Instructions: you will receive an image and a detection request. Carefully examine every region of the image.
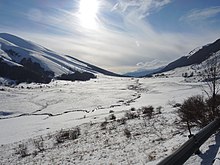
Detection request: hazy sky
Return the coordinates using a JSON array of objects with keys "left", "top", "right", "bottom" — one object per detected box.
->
[{"left": 0, "top": 0, "right": 220, "bottom": 73}]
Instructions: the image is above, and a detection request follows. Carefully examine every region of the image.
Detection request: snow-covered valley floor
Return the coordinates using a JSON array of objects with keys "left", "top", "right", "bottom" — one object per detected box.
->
[{"left": 0, "top": 75, "right": 219, "bottom": 164}]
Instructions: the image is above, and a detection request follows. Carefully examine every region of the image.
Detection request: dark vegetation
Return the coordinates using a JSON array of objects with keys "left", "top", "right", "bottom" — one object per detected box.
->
[
  {"left": 108, "top": 114, "right": 116, "bottom": 120},
  {"left": 178, "top": 53, "right": 220, "bottom": 128},
  {"left": 33, "top": 136, "right": 45, "bottom": 152},
  {"left": 20, "top": 58, "right": 54, "bottom": 79},
  {"left": 16, "top": 127, "right": 81, "bottom": 158},
  {"left": 124, "top": 128, "right": 131, "bottom": 138},
  {"left": 15, "top": 143, "right": 29, "bottom": 158},
  {"left": 56, "top": 71, "right": 96, "bottom": 81},
  {"left": 178, "top": 95, "right": 220, "bottom": 128},
  {"left": 123, "top": 106, "right": 156, "bottom": 120},
  {"left": 0, "top": 57, "right": 52, "bottom": 84},
  {"left": 55, "top": 128, "right": 81, "bottom": 144},
  {"left": 182, "top": 72, "right": 194, "bottom": 78},
  {"left": 142, "top": 106, "right": 154, "bottom": 119},
  {"left": 15, "top": 105, "right": 163, "bottom": 159},
  {"left": 98, "top": 105, "right": 162, "bottom": 141},
  {"left": 0, "top": 49, "right": 97, "bottom": 84}
]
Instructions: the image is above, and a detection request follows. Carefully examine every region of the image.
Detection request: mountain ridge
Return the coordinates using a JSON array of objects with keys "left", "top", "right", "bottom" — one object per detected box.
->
[
  {"left": 124, "top": 38, "right": 220, "bottom": 78},
  {"left": 158, "top": 38, "right": 220, "bottom": 73},
  {"left": 0, "top": 33, "right": 121, "bottom": 84}
]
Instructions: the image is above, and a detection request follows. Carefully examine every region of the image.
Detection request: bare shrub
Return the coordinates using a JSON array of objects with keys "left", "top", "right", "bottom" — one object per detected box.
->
[
  {"left": 55, "top": 130, "right": 68, "bottom": 144},
  {"left": 0, "top": 88, "right": 5, "bottom": 91},
  {"left": 55, "top": 128, "right": 80, "bottom": 144},
  {"left": 109, "top": 110, "right": 114, "bottom": 113},
  {"left": 156, "top": 106, "right": 163, "bottom": 114},
  {"left": 109, "top": 114, "right": 116, "bottom": 120},
  {"left": 32, "top": 150, "right": 38, "bottom": 157},
  {"left": 69, "top": 127, "right": 81, "bottom": 140},
  {"left": 109, "top": 123, "right": 117, "bottom": 130},
  {"left": 141, "top": 106, "right": 154, "bottom": 119},
  {"left": 100, "top": 121, "right": 108, "bottom": 130},
  {"left": 104, "top": 139, "right": 109, "bottom": 146},
  {"left": 117, "top": 117, "right": 127, "bottom": 125},
  {"left": 16, "top": 143, "right": 28, "bottom": 158},
  {"left": 125, "top": 111, "right": 139, "bottom": 119},
  {"left": 148, "top": 151, "right": 156, "bottom": 161},
  {"left": 201, "top": 53, "right": 220, "bottom": 117},
  {"left": 206, "top": 94, "right": 220, "bottom": 117},
  {"left": 173, "top": 103, "right": 181, "bottom": 108},
  {"left": 124, "top": 128, "right": 131, "bottom": 138},
  {"left": 130, "top": 107, "right": 136, "bottom": 111},
  {"left": 33, "top": 136, "right": 44, "bottom": 152},
  {"left": 178, "top": 95, "right": 211, "bottom": 127}
]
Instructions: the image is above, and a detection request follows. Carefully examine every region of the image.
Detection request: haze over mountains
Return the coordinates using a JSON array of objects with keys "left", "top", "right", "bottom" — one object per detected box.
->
[
  {"left": 125, "top": 38, "right": 220, "bottom": 77},
  {"left": 0, "top": 33, "right": 119, "bottom": 84},
  {"left": 0, "top": 33, "right": 220, "bottom": 83}
]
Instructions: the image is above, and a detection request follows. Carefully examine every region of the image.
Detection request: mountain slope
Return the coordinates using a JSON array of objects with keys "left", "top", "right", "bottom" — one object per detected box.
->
[
  {"left": 159, "top": 38, "right": 220, "bottom": 73},
  {"left": 0, "top": 33, "right": 120, "bottom": 83}
]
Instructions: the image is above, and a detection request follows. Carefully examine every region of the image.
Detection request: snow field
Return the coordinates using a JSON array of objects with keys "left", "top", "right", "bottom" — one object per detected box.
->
[{"left": 0, "top": 75, "right": 219, "bottom": 164}]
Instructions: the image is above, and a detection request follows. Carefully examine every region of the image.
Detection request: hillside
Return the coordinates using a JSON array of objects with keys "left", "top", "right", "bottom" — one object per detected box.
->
[
  {"left": 159, "top": 38, "right": 220, "bottom": 73},
  {"left": 0, "top": 33, "right": 120, "bottom": 84}
]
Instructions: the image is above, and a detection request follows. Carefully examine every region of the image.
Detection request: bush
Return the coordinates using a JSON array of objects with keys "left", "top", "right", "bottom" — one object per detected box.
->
[
  {"left": 33, "top": 136, "right": 44, "bottom": 152},
  {"left": 100, "top": 121, "right": 108, "bottom": 130},
  {"left": 69, "top": 127, "right": 81, "bottom": 140},
  {"left": 109, "top": 114, "right": 116, "bottom": 120},
  {"left": 16, "top": 143, "right": 28, "bottom": 158},
  {"left": 109, "top": 110, "right": 114, "bottom": 113},
  {"left": 141, "top": 106, "right": 154, "bottom": 119},
  {"left": 125, "top": 111, "right": 139, "bottom": 119},
  {"left": 156, "top": 106, "right": 163, "bottom": 114},
  {"left": 117, "top": 117, "right": 127, "bottom": 125},
  {"left": 56, "top": 71, "right": 96, "bottom": 81},
  {"left": 173, "top": 103, "right": 181, "bottom": 108},
  {"left": 178, "top": 95, "right": 213, "bottom": 127},
  {"left": 55, "top": 128, "right": 80, "bottom": 144},
  {"left": 206, "top": 94, "right": 220, "bottom": 116},
  {"left": 130, "top": 107, "right": 136, "bottom": 111},
  {"left": 124, "top": 128, "right": 131, "bottom": 138}
]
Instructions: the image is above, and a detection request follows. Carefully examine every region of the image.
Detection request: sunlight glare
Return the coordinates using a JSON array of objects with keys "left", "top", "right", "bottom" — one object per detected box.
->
[{"left": 78, "top": 0, "right": 100, "bottom": 29}]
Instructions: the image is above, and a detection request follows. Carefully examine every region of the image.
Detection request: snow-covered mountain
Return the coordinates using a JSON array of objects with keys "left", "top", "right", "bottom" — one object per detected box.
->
[
  {"left": 0, "top": 33, "right": 120, "bottom": 83},
  {"left": 127, "top": 38, "right": 220, "bottom": 78},
  {"left": 158, "top": 38, "right": 220, "bottom": 74}
]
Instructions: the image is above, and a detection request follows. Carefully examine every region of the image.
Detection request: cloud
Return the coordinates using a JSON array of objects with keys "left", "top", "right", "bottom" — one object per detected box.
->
[
  {"left": 27, "top": 8, "right": 43, "bottom": 22},
  {"left": 180, "top": 6, "right": 220, "bottom": 22},
  {"left": 112, "top": 0, "right": 171, "bottom": 17},
  {"left": 136, "top": 59, "right": 167, "bottom": 70},
  {"left": 3, "top": 1, "right": 220, "bottom": 73}
]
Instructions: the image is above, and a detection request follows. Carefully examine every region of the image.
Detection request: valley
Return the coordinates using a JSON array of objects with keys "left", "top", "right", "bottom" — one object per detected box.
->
[{"left": 0, "top": 75, "right": 217, "bottom": 164}]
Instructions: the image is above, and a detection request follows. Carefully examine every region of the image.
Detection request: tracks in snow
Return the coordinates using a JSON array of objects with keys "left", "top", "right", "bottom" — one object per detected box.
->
[{"left": 0, "top": 79, "right": 146, "bottom": 120}]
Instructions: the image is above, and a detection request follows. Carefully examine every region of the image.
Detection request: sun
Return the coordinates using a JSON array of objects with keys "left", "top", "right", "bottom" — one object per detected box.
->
[{"left": 78, "top": 0, "right": 100, "bottom": 29}]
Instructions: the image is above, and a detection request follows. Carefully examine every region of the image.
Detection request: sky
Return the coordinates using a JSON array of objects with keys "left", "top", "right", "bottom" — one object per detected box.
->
[{"left": 0, "top": 0, "right": 220, "bottom": 73}]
